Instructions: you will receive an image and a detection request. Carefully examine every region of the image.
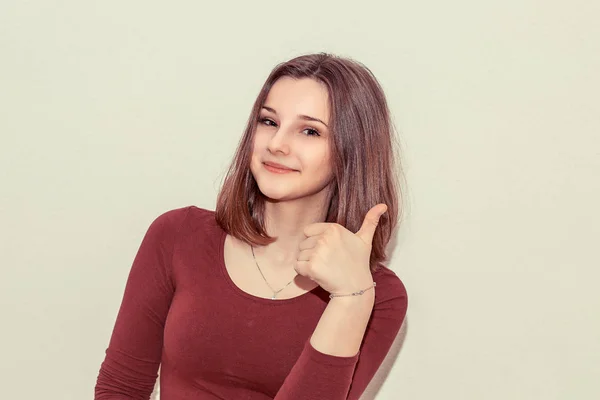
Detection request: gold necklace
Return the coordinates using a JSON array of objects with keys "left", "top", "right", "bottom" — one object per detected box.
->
[{"left": 251, "top": 245, "right": 298, "bottom": 300}]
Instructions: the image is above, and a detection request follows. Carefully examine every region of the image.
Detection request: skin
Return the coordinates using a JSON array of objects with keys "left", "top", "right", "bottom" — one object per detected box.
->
[
  {"left": 249, "top": 76, "right": 388, "bottom": 357},
  {"left": 250, "top": 76, "right": 336, "bottom": 269}
]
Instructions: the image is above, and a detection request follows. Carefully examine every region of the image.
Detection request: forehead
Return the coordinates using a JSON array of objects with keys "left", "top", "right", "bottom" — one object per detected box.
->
[{"left": 264, "top": 77, "right": 330, "bottom": 123}]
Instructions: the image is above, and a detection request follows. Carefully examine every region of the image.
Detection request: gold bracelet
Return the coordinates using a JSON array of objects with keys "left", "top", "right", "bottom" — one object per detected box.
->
[{"left": 329, "top": 282, "right": 376, "bottom": 299}]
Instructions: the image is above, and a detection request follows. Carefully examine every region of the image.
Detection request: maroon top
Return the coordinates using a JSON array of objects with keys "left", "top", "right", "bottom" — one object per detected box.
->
[{"left": 95, "top": 206, "right": 408, "bottom": 400}]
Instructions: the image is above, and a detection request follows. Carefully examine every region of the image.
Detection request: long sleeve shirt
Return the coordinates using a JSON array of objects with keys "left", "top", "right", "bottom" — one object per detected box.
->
[{"left": 95, "top": 205, "right": 408, "bottom": 399}]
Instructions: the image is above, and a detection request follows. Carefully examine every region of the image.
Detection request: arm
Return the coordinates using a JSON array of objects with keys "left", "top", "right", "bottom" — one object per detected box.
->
[
  {"left": 310, "top": 290, "right": 375, "bottom": 357},
  {"left": 275, "top": 268, "right": 408, "bottom": 400},
  {"left": 94, "top": 207, "right": 188, "bottom": 399}
]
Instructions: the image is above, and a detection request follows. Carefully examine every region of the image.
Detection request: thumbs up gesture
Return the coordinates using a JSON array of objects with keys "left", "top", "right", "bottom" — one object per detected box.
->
[{"left": 295, "top": 204, "right": 388, "bottom": 296}]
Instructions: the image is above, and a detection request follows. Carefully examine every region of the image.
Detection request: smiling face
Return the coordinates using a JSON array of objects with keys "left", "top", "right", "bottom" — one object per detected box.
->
[{"left": 250, "top": 77, "right": 335, "bottom": 204}]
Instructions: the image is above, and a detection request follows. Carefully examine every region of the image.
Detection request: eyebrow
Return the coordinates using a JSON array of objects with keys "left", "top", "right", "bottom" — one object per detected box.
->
[{"left": 261, "top": 106, "right": 329, "bottom": 128}]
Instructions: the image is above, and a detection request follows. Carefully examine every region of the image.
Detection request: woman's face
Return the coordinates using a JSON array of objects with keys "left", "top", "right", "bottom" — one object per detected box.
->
[{"left": 250, "top": 77, "right": 334, "bottom": 203}]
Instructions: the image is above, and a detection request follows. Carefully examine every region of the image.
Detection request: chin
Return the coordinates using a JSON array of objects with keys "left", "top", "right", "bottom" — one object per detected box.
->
[{"left": 256, "top": 185, "right": 296, "bottom": 202}]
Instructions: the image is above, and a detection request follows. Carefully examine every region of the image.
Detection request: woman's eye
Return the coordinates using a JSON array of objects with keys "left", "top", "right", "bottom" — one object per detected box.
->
[
  {"left": 303, "top": 128, "right": 320, "bottom": 137},
  {"left": 260, "top": 118, "right": 277, "bottom": 127},
  {"left": 259, "top": 118, "right": 319, "bottom": 137}
]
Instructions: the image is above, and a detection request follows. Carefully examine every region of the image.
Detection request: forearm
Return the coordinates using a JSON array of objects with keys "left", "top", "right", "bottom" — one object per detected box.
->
[{"left": 309, "top": 290, "right": 375, "bottom": 357}]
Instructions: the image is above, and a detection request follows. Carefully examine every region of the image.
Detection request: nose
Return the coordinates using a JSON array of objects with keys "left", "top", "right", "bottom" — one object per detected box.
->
[{"left": 267, "top": 125, "right": 291, "bottom": 155}]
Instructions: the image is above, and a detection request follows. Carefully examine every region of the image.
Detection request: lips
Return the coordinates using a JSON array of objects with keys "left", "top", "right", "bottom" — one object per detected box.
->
[{"left": 263, "top": 161, "right": 296, "bottom": 171}]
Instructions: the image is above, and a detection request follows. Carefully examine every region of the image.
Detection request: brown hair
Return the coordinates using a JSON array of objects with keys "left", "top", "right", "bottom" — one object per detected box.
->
[{"left": 215, "top": 52, "right": 406, "bottom": 272}]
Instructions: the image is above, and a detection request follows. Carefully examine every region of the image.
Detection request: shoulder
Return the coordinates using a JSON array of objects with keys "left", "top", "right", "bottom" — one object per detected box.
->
[
  {"left": 152, "top": 204, "right": 215, "bottom": 223},
  {"left": 372, "top": 264, "right": 408, "bottom": 313},
  {"left": 147, "top": 205, "right": 218, "bottom": 238}
]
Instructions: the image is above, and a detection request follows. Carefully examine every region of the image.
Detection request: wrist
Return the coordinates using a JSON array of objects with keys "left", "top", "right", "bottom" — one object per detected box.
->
[
  {"left": 328, "top": 290, "right": 375, "bottom": 308},
  {"left": 329, "top": 281, "right": 376, "bottom": 299}
]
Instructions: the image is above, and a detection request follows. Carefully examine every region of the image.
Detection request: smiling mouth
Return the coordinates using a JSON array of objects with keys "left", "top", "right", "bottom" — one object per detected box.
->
[{"left": 263, "top": 163, "right": 297, "bottom": 173}]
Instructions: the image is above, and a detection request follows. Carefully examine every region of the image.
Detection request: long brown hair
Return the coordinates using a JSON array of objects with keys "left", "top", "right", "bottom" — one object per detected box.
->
[{"left": 215, "top": 53, "right": 406, "bottom": 272}]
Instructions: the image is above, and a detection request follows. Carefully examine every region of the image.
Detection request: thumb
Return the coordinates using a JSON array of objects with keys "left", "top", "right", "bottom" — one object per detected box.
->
[{"left": 356, "top": 204, "right": 388, "bottom": 245}]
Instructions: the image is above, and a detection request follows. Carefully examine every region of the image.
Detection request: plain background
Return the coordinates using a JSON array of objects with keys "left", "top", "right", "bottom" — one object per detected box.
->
[{"left": 1, "top": 1, "right": 599, "bottom": 399}]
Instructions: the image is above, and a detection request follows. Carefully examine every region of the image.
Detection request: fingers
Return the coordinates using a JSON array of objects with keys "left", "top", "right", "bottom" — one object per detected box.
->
[
  {"left": 356, "top": 204, "right": 388, "bottom": 244},
  {"left": 298, "top": 236, "right": 320, "bottom": 251},
  {"left": 296, "top": 248, "right": 313, "bottom": 262}
]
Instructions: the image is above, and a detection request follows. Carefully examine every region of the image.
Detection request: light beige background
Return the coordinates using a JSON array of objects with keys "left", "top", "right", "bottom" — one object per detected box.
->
[{"left": 1, "top": 1, "right": 599, "bottom": 399}]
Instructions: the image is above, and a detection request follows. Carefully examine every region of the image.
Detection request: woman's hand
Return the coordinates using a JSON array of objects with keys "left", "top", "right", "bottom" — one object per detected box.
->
[{"left": 295, "top": 204, "right": 388, "bottom": 295}]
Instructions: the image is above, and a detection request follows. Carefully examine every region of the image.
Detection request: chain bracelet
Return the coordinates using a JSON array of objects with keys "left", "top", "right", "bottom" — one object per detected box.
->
[{"left": 329, "top": 282, "right": 376, "bottom": 299}]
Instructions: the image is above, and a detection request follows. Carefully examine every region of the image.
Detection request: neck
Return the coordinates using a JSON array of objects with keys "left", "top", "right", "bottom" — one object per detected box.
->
[{"left": 254, "top": 191, "right": 332, "bottom": 269}]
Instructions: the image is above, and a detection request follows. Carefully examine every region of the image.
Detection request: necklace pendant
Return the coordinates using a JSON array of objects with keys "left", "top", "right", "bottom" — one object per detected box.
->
[{"left": 271, "top": 294, "right": 277, "bottom": 300}]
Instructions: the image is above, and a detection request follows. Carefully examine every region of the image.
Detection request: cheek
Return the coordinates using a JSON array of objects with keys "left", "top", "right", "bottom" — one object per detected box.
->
[
  {"left": 307, "top": 148, "right": 332, "bottom": 174},
  {"left": 250, "top": 134, "right": 263, "bottom": 159},
  {"left": 251, "top": 129, "right": 270, "bottom": 153},
  {"left": 317, "top": 144, "right": 332, "bottom": 168}
]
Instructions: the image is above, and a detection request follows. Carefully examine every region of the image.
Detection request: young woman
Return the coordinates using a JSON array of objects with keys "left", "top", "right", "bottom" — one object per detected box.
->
[{"left": 95, "top": 53, "right": 408, "bottom": 400}]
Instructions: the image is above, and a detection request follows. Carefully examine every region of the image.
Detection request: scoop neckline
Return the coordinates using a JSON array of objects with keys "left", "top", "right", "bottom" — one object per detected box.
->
[{"left": 216, "top": 225, "right": 324, "bottom": 304}]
